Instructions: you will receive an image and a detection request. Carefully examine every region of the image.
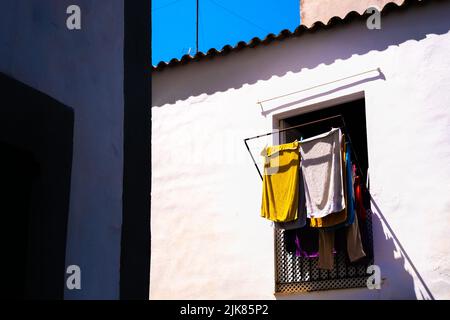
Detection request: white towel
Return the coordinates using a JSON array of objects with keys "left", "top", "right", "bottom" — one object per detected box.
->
[{"left": 300, "top": 128, "right": 345, "bottom": 219}]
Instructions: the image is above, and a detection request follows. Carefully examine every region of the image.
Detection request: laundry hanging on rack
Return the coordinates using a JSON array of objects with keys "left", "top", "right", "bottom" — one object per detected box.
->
[
  {"left": 344, "top": 142, "right": 356, "bottom": 226},
  {"left": 300, "top": 127, "right": 346, "bottom": 219},
  {"left": 309, "top": 133, "right": 348, "bottom": 228},
  {"left": 354, "top": 175, "right": 367, "bottom": 222},
  {"left": 318, "top": 139, "right": 366, "bottom": 270},
  {"left": 314, "top": 135, "right": 365, "bottom": 270},
  {"left": 258, "top": 126, "right": 367, "bottom": 270}
]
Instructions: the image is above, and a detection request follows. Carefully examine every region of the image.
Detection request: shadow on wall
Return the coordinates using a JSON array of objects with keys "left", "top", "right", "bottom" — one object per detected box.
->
[
  {"left": 152, "top": 0, "right": 450, "bottom": 106},
  {"left": 0, "top": 72, "right": 74, "bottom": 299},
  {"left": 370, "top": 196, "right": 434, "bottom": 300}
]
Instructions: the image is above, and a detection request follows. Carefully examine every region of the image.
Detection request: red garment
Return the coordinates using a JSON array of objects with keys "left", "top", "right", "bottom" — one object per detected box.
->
[{"left": 354, "top": 176, "right": 366, "bottom": 221}]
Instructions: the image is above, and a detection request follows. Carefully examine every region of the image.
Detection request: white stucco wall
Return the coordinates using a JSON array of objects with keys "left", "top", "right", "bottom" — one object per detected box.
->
[
  {"left": 0, "top": 0, "right": 124, "bottom": 299},
  {"left": 151, "top": 1, "right": 450, "bottom": 299}
]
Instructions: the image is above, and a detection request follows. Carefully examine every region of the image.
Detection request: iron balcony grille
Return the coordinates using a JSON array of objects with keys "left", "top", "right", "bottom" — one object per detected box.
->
[{"left": 275, "top": 210, "right": 374, "bottom": 294}]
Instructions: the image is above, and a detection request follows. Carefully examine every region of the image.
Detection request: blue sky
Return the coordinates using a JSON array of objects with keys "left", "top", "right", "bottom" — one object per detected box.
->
[{"left": 152, "top": 0, "right": 300, "bottom": 65}]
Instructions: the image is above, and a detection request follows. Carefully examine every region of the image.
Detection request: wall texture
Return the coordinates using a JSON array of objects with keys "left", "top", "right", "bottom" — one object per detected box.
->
[
  {"left": 151, "top": 1, "right": 450, "bottom": 299},
  {"left": 300, "top": 0, "right": 404, "bottom": 26},
  {"left": 0, "top": 0, "right": 124, "bottom": 299}
]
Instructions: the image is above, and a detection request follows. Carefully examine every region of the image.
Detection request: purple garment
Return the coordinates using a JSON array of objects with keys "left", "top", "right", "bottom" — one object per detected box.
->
[
  {"left": 295, "top": 231, "right": 319, "bottom": 258},
  {"left": 283, "top": 219, "right": 319, "bottom": 258}
]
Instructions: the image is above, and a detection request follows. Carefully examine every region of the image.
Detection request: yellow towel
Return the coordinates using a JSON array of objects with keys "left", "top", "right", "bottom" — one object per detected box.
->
[{"left": 261, "top": 141, "right": 300, "bottom": 222}]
